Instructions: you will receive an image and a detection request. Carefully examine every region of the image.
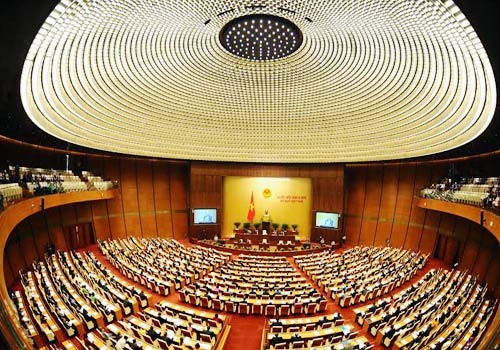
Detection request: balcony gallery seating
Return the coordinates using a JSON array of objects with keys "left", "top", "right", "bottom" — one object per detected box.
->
[
  {"left": 0, "top": 183, "right": 23, "bottom": 206},
  {"left": 0, "top": 165, "right": 114, "bottom": 211},
  {"left": 421, "top": 176, "right": 499, "bottom": 208},
  {"left": 180, "top": 254, "right": 325, "bottom": 315}
]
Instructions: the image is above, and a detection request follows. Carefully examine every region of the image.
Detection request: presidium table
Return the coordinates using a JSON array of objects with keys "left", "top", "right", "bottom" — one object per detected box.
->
[{"left": 233, "top": 232, "right": 297, "bottom": 245}]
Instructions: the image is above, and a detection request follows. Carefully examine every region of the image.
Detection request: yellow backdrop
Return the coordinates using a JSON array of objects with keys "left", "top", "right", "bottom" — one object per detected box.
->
[{"left": 223, "top": 176, "right": 312, "bottom": 240}]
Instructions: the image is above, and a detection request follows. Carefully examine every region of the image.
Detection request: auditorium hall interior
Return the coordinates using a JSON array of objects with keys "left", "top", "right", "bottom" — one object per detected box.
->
[{"left": 1, "top": 0, "right": 500, "bottom": 349}]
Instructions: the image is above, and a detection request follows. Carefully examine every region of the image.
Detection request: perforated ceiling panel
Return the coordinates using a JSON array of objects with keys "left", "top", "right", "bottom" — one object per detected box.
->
[{"left": 21, "top": 0, "right": 496, "bottom": 162}]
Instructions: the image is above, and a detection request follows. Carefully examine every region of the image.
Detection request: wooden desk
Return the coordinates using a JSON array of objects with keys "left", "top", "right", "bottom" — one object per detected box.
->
[
  {"left": 267, "top": 324, "right": 351, "bottom": 341},
  {"left": 128, "top": 316, "right": 212, "bottom": 350},
  {"left": 159, "top": 300, "right": 226, "bottom": 322},
  {"left": 86, "top": 332, "right": 113, "bottom": 350},
  {"left": 270, "top": 313, "right": 342, "bottom": 329}
]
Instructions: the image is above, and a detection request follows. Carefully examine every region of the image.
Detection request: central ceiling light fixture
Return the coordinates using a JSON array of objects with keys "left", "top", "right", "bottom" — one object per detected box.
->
[{"left": 220, "top": 14, "right": 303, "bottom": 61}]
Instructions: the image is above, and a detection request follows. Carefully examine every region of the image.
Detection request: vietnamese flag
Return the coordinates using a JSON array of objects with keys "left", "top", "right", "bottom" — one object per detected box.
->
[{"left": 247, "top": 191, "right": 255, "bottom": 222}]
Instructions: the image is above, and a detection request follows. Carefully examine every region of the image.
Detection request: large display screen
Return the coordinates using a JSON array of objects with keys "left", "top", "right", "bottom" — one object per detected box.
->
[
  {"left": 315, "top": 211, "right": 339, "bottom": 229},
  {"left": 193, "top": 208, "right": 217, "bottom": 224}
]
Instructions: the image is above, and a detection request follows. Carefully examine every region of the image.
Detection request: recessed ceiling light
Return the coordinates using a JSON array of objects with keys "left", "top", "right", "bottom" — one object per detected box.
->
[{"left": 220, "top": 14, "right": 303, "bottom": 61}]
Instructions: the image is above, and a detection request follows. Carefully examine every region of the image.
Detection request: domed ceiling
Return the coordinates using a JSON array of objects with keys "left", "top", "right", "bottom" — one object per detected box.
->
[{"left": 20, "top": 0, "right": 496, "bottom": 162}]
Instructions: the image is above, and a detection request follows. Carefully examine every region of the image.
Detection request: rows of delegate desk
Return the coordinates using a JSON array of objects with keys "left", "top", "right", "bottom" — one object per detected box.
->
[
  {"left": 11, "top": 238, "right": 498, "bottom": 350},
  {"left": 180, "top": 254, "right": 327, "bottom": 315},
  {"left": 294, "top": 246, "right": 428, "bottom": 307},
  {"left": 353, "top": 268, "right": 496, "bottom": 349},
  {"left": 12, "top": 240, "right": 230, "bottom": 350},
  {"left": 99, "top": 238, "right": 231, "bottom": 295},
  {"left": 263, "top": 313, "right": 372, "bottom": 350}
]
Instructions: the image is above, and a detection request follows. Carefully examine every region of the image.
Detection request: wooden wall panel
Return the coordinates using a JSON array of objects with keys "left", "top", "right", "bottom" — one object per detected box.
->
[
  {"left": 359, "top": 220, "right": 377, "bottom": 246},
  {"left": 120, "top": 160, "right": 141, "bottom": 236},
  {"left": 443, "top": 235, "right": 459, "bottom": 266},
  {"left": 157, "top": 213, "right": 173, "bottom": 237},
  {"left": 485, "top": 257, "right": 500, "bottom": 297},
  {"left": 137, "top": 162, "right": 157, "bottom": 238},
  {"left": 29, "top": 213, "right": 50, "bottom": 257},
  {"left": 46, "top": 208, "right": 66, "bottom": 251},
  {"left": 458, "top": 235, "right": 478, "bottom": 269},
  {"left": 453, "top": 219, "right": 470, "bottom": 266},
  {"left": 108, "top": 216, "right": 127, "bottom": 238},
  {"left": 190, "top": 174, "right": 223, "bottom": 208},
  {"left": 391, "top": 164, "right": 415, "bottom": 248},
  {"left": 404, "top": 165, "right": 431, "bottom": 251},
  {"left": 313, "top": 177, "right": 343, "bottom": 212},
  {"left": 344, "top": 217, "right": 362, "bottom": 246},
  {"left": 170, "top": 166, "right": 188, "bottom": 211},
  {"left": 474, "top": 243, "right": 492, "bottom": 281},
  {"left": 125, "top": 216, "right": 142, "bottom": 237},
  {"left": 374, "top": 165, "right": 399, "bottom": 246},
  {"left": 60, "top": 205, "right": 77, "bottom": 228},
  {"left": 170, "top": 166, "right": 189, "bottom": 238},
  {"left": 435, "top": 234, "right": 447, "bottom": 261},
  {"left": 104, "top": 158, "right": 126, "bottom": 239},
  {"left": 4, "top": 238, "right": 22, "bottom": 288},
  {"left": 419, "top": 210, "right": 440, "bottom": 255},
  {"left": 49, "top": 224, "right": 66, "bottom": 250},
  {"left": 17, "top": 230, "right": 37, "bottom": 271},
  {"left": 437, "top": 214, "right": 456, "bottom": 238},
  {"left": 153, "top": 163, "right": 172, "bottom": 238},
  {"left": 140, "top": 214, "right": 157, "bottom": 238},
  {"left": 85, "top": 160, "right": 189, "bottom": 240},
  {"left": 172, "top": 213, "right": 188, "bottom": 239},
  {"left": 344, "top": 168, "right": 366, "bottom": 245},
  {"left": 91, "top": 200, "right": 110, "bottom": 240},
  {"left": 359, "top": 166, "right": 383, "bottom": 245},
  {"left": 76, "top": 203, "right": 92, "bottom": 225}
]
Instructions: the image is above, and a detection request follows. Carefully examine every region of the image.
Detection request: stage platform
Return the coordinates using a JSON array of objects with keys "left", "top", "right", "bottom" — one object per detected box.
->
[{"left": 194, "top": 239, "right": 330, "bottom": 256}]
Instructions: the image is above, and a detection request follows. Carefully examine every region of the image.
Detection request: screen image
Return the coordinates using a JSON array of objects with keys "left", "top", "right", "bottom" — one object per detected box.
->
[
  {"left": 315, "top": 211, "right": 339, "bottom": 229},
  {"left": 193, "top": 208, "right": 217, "bottom": 224}
]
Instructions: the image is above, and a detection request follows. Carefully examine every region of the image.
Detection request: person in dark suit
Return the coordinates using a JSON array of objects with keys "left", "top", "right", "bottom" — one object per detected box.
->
[
  {"left": 422, "top": 325, "right": 431, "bottom": 337},
  {"left": 147, "top": 326, "right": 160, "bottom": 341},
  {"left": 269, "top": 333, "right": 283, "bottom": 346},
  {"left": 385, "top": 326, "right": 396, "bottom": 338},
  {"left": 270, "top": 319, "right": 283, "bottom": 327},
  {"left": 316, "top": 316, "right": 329, "bottom": 327},
  {"left": 414, "top": 331, "right": 423, "bottom": 343},
  {"left": 201, "top": 326, "right": 216, "bottom": 339},
  {"left": 290, "top": 333, "right": 302, "bottom": 342}
]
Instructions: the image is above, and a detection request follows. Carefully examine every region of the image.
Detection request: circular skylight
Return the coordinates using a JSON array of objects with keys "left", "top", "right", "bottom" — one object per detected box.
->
[{"left": 220, "top": 14, "right": 303, "bottom": 61}]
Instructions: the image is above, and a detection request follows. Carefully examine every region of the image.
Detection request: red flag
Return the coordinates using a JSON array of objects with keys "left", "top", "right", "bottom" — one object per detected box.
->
[{"left": 247, "top": 191, "right": 255, "bottom": 222}]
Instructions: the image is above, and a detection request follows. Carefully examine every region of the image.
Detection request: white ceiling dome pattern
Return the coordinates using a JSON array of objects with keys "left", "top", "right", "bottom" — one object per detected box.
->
[{"left": 21, "top": 0, "right": 496, "bottom": 162}]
